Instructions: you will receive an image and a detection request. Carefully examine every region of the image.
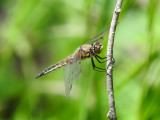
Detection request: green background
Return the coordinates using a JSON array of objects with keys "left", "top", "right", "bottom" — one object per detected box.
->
[{"left": 0, "top": 0, "right": 160, "bottom": 120}]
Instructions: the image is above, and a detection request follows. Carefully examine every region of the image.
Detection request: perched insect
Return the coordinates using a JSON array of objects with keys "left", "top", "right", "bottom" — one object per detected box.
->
[{"left": 36, "top": 29, "right": 108, "bottom": 97}]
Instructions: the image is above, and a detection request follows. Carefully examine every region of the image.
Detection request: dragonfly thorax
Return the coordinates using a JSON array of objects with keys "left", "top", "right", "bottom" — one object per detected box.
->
[{"left": 91, "top": 42, "right": 103, "bottom": 55}]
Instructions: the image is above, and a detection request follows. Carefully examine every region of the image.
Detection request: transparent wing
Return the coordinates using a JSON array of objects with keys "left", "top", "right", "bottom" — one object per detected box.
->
[
  {"left": 72, "top": 54, "right": 81, "bottom": 80},
  {"left": 63, "top": 54, "right": 81, "bottom": 97},
  {"left": 64, "top": 62, "right": 74, "bottom": 97},
  {"left": 84, "top": 29, "right": 108, "bottom": 44}
]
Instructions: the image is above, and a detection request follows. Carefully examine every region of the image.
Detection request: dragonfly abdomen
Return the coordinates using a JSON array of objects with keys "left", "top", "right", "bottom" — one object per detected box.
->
[{"left": 36, "top": 56, "right": 72, "bottom": 79}]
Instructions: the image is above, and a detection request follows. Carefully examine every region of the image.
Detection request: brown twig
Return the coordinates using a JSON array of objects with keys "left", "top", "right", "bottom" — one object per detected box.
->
[{"left": 106, "top": 0, "right": 123, "bottom": 120}]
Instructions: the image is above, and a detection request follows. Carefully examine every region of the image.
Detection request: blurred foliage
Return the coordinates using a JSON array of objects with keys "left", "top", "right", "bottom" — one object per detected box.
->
[{"left": 0, "top": 0, "right": 160, "bottom": 120}]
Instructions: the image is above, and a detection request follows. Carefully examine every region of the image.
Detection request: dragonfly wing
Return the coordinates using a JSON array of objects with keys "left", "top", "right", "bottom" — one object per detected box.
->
[
  {"left": 63, "top": 54, "right": 81, "bottom": 97},
  {"left": 64, "top": 62, "right": 74, "bottom": 97},
  {"left": 84, "top": 29, "right": 108, "bottom": 44},
  {"left": 72, "top": 54, "right": 81, "bottom": 81}
]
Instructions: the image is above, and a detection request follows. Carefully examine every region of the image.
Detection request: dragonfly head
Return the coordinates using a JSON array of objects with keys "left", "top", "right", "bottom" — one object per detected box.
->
[{"left": 92, "top": 42, "right": 103, "bottom": 54}]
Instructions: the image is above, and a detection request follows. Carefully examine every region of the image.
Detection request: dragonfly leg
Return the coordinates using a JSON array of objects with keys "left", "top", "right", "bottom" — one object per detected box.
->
[
  {"left": 91, "top": 57, "right": 106, "bottom": 72},
  {"left": 96, "top": 55, "right": 107, "bottom": 59},
  {"left": 94, "top": 55, "right": 107, "bottom": 63}
]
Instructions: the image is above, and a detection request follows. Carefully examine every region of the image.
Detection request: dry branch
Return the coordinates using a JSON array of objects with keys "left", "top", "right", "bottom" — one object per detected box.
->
[{"left": 106, "top": 0, "right": 123, "bottom": 120}]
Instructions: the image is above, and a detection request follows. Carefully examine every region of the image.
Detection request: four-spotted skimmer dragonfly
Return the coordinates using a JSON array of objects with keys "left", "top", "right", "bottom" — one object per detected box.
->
[{"left": 36, "top": 29, "right": 108, "bottom": 97}]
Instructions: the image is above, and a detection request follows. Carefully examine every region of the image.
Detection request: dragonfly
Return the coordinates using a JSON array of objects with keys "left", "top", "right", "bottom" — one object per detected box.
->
[{"left": 36, "top": 29, "right": 108, "bottom": 97}]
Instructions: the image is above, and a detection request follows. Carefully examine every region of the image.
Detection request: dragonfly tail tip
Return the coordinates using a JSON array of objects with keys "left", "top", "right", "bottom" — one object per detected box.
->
[
  {"left": 35, "top": 72, "right": 44, "bottom": 79},
  {"left": 35, "top": 75, "right": 40, "bottom": 79}
]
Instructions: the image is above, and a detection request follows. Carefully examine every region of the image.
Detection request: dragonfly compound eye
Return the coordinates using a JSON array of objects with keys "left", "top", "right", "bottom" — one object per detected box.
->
[{"left": 93, "top": 42, "right": 103, "bottom": 54}]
